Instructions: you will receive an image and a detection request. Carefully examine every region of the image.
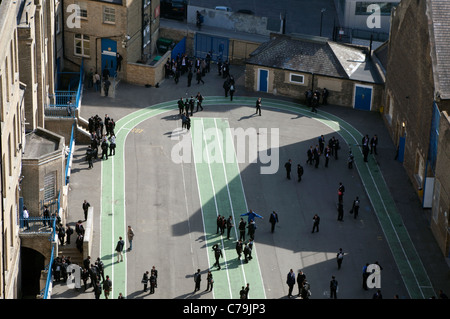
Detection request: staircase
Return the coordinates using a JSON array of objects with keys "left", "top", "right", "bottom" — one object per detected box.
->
[{"left": 58, "top": 243, "right": 83, "bottom": 266}]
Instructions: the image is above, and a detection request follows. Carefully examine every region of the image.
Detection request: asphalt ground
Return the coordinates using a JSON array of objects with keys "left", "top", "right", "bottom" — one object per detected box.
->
[{"left": 47, "top": 59, "right": 450, "bottom": 305}]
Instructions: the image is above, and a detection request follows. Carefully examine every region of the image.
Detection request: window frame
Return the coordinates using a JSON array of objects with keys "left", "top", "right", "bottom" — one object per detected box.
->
[
  {"left": 74, "top": 33, "right": 90, "bottom": 58},
  {"left": 76, "top": 1, "right": 88, "bottom": 19},
  {"left": 289, "top": 73, "right": 305, "bottom": 84},
  {"left": 103, "top": 6, "right": 116, "bottom": 24}
]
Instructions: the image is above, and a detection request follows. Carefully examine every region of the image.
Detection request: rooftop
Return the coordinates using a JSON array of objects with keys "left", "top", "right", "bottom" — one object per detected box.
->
[{"left": 247, "top": 34, "right": 383, "bottom": 84}]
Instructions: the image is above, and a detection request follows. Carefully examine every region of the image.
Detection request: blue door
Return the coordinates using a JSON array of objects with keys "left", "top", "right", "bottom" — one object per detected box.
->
[
  {"left": 258, "top": 69, "right": 268, "bottom": 92},
  {"left": 354, "top": 85, "right": 372, "bottom": 110},
  {"left": 101, "top": 39, "right": 117, "bottom": 77},
  {"left": 194, "top": 33, "right": 229, "bottom": 62}
]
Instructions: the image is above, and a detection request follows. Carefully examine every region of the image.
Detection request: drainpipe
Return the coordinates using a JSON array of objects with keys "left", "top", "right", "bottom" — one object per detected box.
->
[{"left": 1, "top": 130, "right": 5, "bottom": 299}]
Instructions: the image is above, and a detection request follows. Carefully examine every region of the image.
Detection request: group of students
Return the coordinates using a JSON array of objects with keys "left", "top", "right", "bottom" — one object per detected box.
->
[
  {"left": 165, "top": 52, "right": 212, "bottom": 86},
  {"left": 86, "top": 114, "right": 116, "bottom": 168},
  {"left": 305, "top": 88, "right": 329, "bottom": 112},
  {"left": 178, "top": 92, "right": 205, "bottom": 130},
  {"left": 141, "top": 266, "right": 159, "bottom": 294}
]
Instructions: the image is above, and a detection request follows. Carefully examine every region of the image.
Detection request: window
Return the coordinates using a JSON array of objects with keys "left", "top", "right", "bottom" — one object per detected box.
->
[
  {"left": 74, "top": 34, "right": 90, "bottom": 57},
  {"left": 103, "top": 7, "right": 116, "bottom": 24},
  {"left": 289, "top": 73, "right": 304, "bottom": 84},
  {"left": 355, "top": 2, "right": 398, "bottom": 16},
  {"left": 76, "top": 1, "right": 87, "bottom": 19},
  {"left": 44, "top": 171, "right": 57, "bottom": 202}
]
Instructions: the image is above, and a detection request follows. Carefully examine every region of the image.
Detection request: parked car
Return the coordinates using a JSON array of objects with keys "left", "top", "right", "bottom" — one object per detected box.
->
[
  {"left": 161, "top": 0, "right": 187, "bottom": 20},
  {"left": 215, "top": 6, "right": 232, "bottom": 12}
]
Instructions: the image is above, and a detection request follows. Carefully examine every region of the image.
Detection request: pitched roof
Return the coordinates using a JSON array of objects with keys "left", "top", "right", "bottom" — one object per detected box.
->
[
  {"left": 247, "top": 34, "right": 383, "bottom": 83},
  {"left": 428, "top": 0, "right": 450, "bottom": 99}
]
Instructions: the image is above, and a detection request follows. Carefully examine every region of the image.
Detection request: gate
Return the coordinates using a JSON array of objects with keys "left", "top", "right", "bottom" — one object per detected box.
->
[{"left": 194, "top": 33, "right": 229, "bottom": 62}]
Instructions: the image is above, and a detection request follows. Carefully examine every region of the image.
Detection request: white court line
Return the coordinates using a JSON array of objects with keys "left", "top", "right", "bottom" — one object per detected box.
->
[
  {"left": 212, "top": 118, "right": 248, "bottom": 287},
  {"left": 199, "top": 118, "right": 234, "bottom": 298}
]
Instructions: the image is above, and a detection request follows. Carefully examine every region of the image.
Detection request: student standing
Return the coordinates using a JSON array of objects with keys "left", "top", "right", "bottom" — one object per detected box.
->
[
  {"left": 194, "top": 269, "right": 201, "bottom": 292},
  {"left": 269, "top": 211, "right": 279, "bottom": 233},
  {"left": 284, "top": 159, "right": 292, "bottom": 179},
  {"left": 286, "top": 269, "right": 296, "bottom": 298},
  {"left": 330, "top": 276, "right": 338, "bottom": 299},
  {"left": 115, "top": 237, "right": 124, "bottom": 262},
  {"left": 255, "top": 97, "right": 262, "bottom": 115}
]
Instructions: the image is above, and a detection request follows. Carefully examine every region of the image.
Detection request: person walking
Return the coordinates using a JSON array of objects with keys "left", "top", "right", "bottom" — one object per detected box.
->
[
  {"left": 297, "top": 164, "right": 304, "bottom": 182},
  {"left": 347, "top": 151, "right": 354, "bottom": 169},
  {"left": 205, "top": 271, "right": 214, "bottom": 292},
  {"left": 362, "top": 134, "right": 370, "bottom": 162},
  {"left": 196, "top": 92, "right": 204, "bottom": 112},
  {"left": 97, "top": 257, "right": 105, "bottom": 282},
  {"left": 338, "top": 182, "right": 345, "bottom": 203},
  {"left": 149, "top": 271, "right": 157, "bottom": 294},
  {"left": 286, "top": 269, "right": 296, "bottom": 298},
  {"left": 151, "top": 266, "right": 158, "bottom": 288},
  {"left": 243, "top": 243, "right": 251, "bottom": 263},
  {"left": 82, "top": 200, "right": 90, "bottom": 221},
  {"left": 269, "top": 211, "right": 279, "bottom": 233},
  {"left": 337, "top": 248, "right": 344, "bottom": 269},
  {"left": 362, "top": 263, "right": 369, "bottom": 290},
  {"left": 193, "top": 269, "right": 201, "bottom": 292},
  {"left": 370, "top": 134, "right": 378, "bottom": 155},
  {"left": 330, "top": 276, "right": 338, "bottom": 299},
  {"left": 247, "top": 219, "right": 256, "bottom": 240},
  {"left": 109, "top": 134, "right": 116, "bottom": 156},
  {"left": 127, "top": 226, "right": 134, "bottom": 251},
  {"left": 306, "top": 146, "right": 314, "bottom": 165},
  {"left": 255, "top": 97, "right": 262, "bottom": 116},
  {"left": 115, "top": 236, "right": 124, "bottom": 262},
  {"left": 236, "top": 240, "right": 243, "bottom": 260},
  {"left": 297, "top": 270, "right": 306, "bottom": 297},
  {"left": 351, "top": 196, "right": 360, "bottom": 219},
  {"left": 196, "top": 68, "right": 204, "bottom": 84},
  {"left": 223, "top": 79, "right": 230, "bottom": 97},
  {"left": 226, "top": 216, "right": 234, "bottom": 239},
  {"left": 103, "top": 275, "right": 112, "bottom": 299},
  {"left": 238, "top": 218, "right": 246, "bottom": 241},
  {"left": 229, "top": 83, "right": 235, "bottom": 101},
  {"left": 66, "top": 224, "right": 73, "bottom": 245},
  {"left": 212, "top": 244, "right": 223, "bottom": 270},
  {"left": 103, "top": 78, "right": 111, "bottom": 97},
  {"left": 284, "top": 159, "right": 292, "bottom": 179},
  {"left": 23, "top": 206, "right": 30, "bottom": 230},
  {"left": 312, "top": 214, "right": 320, "bottom": 233},
  {"left": 240, "top": 210, "right": 263, "bottom": 224}
]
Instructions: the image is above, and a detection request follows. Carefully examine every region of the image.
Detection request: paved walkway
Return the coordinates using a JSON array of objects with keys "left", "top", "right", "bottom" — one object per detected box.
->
[{"left": 49, "top": 57, "right": 450, "bottom": 299}]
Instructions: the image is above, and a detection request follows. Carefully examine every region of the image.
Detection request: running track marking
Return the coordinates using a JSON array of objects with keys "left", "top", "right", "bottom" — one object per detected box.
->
[{"left": 99, "top": 96, "right": 433, "bottom": 299}]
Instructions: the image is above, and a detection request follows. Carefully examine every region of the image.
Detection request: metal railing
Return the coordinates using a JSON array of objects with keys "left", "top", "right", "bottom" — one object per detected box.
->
[
  {"left": 19, "top": 216, "right": 58, "bottom": 234},
  {"left": 41, "top": 245, "right": 55, "bottom": 299},
  {"left": 65, "top": 122, "right": 76, "bottom": 185},
  {"left": 45, "top": 59, "right": 84, "bottom": 118}
]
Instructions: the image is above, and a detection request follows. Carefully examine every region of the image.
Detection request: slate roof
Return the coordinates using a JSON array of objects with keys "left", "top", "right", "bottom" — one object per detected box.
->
[
  {"left": 428, "top": 0, "right": 450, "bottom": 99},
  {"left": 247, "top": 34, "right": 383, "bottom": 84}
]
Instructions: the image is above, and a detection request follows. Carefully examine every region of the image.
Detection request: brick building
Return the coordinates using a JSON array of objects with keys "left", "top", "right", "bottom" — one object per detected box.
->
[
  {"left": 383, "top": 0, "right": 450, "bottom": 256},
  {"left": 0, "top": 0, "right": 27, "bottom": 299},
  {"left": 245, "top": 33, "right": 384, "bottom": 110},
  {"left": 62, "top": 0, "right": 161, "bottom": 80}
]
